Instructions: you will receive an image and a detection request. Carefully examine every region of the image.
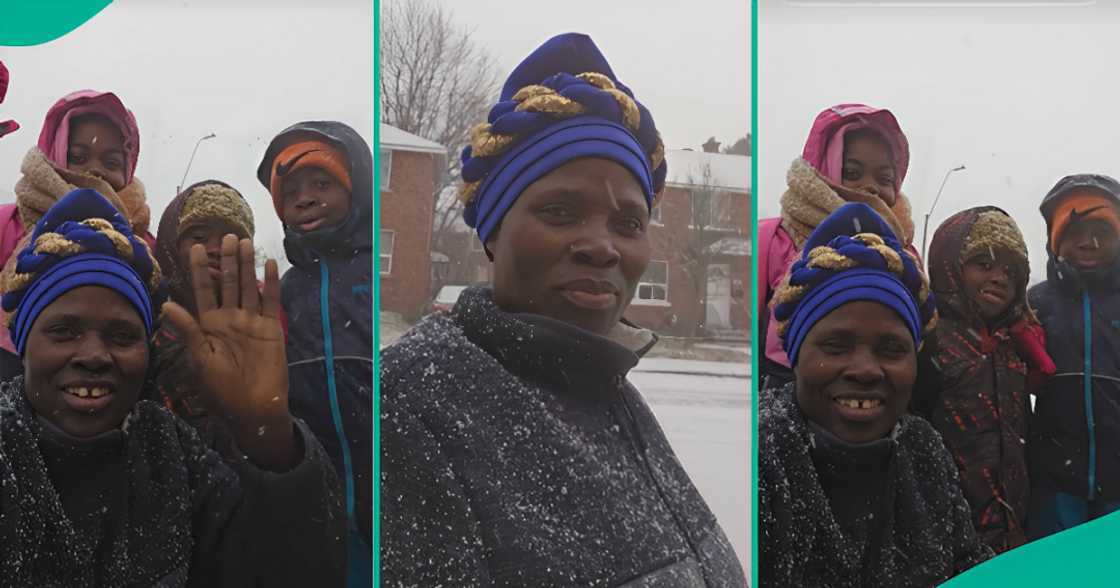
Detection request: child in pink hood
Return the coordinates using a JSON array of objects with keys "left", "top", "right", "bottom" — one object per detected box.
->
[
  {"left": 758, "top": 103, "right": 919, "bottom": 390},
  {"left": 0, "top": 90, "right": 155, "bottom": 372}
]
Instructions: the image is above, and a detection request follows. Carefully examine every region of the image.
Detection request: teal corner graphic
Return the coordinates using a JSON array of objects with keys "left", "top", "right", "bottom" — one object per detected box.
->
[
  {"left": 944, "top": 509, "right": 1120, "bottom": 586},
  {"left": 0, "top": 1, "right": 112, "bottom": 46}
]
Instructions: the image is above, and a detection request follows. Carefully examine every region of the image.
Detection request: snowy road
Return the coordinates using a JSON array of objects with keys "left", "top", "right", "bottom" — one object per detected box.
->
[{"left": 629, "top": 358, "right": 752, "bottom": 578}]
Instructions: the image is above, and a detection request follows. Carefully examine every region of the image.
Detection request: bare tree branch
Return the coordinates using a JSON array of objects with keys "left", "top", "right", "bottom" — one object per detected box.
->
[{"left": 381, "top": 0, "right": 500, "bottom": 294}]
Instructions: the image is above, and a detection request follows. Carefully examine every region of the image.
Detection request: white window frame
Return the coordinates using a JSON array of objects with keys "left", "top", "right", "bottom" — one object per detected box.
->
[
  {"left": 380, "top": 149, "right": 393, "bottom": 191},
  {"left": 380, "top": 229, "right": 395, "bottom": 275},
  {"left": 632, "top": 259, "right": 670, "bottom": 306},
  {"left": 649, "top": 204, "right": 663, "bottom": 226}
]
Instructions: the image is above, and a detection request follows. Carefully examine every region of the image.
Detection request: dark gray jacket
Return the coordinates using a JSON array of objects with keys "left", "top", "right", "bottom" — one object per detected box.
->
[
  {"left": 0, "top": 379, "right": 347, "bottom": 586},
  {"left": 759, "top": 384, "right": 991, "bottom": 587},
  {"left": 380, "top": 287, "right": 744, "bottom": 587}
]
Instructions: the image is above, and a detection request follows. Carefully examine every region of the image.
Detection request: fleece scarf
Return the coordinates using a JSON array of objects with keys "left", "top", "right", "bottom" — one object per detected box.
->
[{"left": 2, "top": 147, "right": 150, "bottom": 296}]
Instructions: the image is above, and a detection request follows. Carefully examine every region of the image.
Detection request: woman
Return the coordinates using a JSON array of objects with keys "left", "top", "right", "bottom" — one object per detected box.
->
[
  {"left": 0, "top": 188, "right": 345, "bottom": 586},
  {"left": 759, "top": 202, "right": 991, "bottom": 586},
  {"left": 758, "top": 103, "right": 918, "bottom": 390},
  {"left": 380, "top": 33, "right": 745, "bottom": 587}
]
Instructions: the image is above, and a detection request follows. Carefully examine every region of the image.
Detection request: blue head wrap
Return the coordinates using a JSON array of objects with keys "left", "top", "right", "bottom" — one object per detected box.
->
[
  {"left": 772, "top": 202, "right": 936, "bottom": 366},
  {"left": 2, "top": 188, "right": 162, "bottom": 356},
  {"left": 459, "top": 33, "right": 666, "bottom": 249}
]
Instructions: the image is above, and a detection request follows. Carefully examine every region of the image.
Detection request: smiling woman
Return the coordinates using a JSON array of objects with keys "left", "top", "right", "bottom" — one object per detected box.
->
[
  {"left": 0, "top": 188, "right": 346, "bottom": 585},
  {"left": 380, "top": 33, "right": 745, "bottom": 587},
  {"left": 758, "top": 202, "right": 992, "bottom": 586}
]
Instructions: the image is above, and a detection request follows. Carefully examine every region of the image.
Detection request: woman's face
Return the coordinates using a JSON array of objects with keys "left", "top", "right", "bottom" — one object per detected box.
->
[
  {"left": 487, "top": 157, "right": 651, "bottom": 335},
  {"left": 794, "top": 300, "right": 916, "bottom": 443},
  {"left": 23, "top": 286, "right": 149, "bottom": 438},
  {"left": 841, "top": 130, "right": 897, "bottom": 208}
]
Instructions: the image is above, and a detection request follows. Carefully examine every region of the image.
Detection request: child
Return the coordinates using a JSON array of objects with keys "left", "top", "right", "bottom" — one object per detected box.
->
[
  {"left": 1029, "top": 174, "right": 1120, "bottom": 539},
  {"left": 0, "top": 188, "right": 344, "bottom": 585},
  {"left": 0, "top": 90, "right": 156, "bottom": 378},
  {"left": 256, "top": 121, "right": 372, "bottom": 586},
  {"left": 151, "top": 180, "right": 259, "bottom": 455},
  {"left": 912, "top": 206, "right": 1054, "bottom": 553},
  {"left": 758, "top": 104, "right": 919, "bottom": 391}
]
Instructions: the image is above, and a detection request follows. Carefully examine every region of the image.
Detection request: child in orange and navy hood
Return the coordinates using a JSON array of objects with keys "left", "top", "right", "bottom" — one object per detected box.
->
[
  {"left": 1028, "top": 174, "right": 1120, "bottom": 540},
  {"left": 256, "top": 121, "right": 372, "bottom": 586}
]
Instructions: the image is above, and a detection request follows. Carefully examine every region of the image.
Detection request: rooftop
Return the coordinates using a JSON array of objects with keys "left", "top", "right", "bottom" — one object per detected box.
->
[
  {"left": 380, "top": 123, "right": 444, "bottom": 154},
  {"left": 664, "top": 149, "right": 750, "bottom": 193}
]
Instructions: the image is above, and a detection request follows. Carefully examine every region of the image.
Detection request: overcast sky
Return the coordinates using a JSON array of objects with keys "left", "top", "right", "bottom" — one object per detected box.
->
[
  {"left": 758, "top": 1, "right": 1120, "bottom": 281},
  {"left": 416, "top": 0, "right": 750, "bottom": 154},
  {"left": 0, "top": 0, "right": 373, "bottom": 265}
]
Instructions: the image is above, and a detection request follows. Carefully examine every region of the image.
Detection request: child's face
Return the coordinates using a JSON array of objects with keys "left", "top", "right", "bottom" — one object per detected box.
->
[
  {"left": 281, "top": 166, "right": 351, "bottom": 232},
  {"left": 961, "top": 250, "right": 1018, "bottom": 322},
  {"left": 67, "top": 116, "right": 127, "bottom": 191},
  {"left": 178, "top": 220, "right": 242, "bottom": 306},
  {"left": 794, "top": 300, "right": 916, "bottom": 444},
  {"left": 1058, "top": 218, "right": 1120, "bottom": 271},
  {"left": 841, "top": 131, "right": 897, "bottom": 208}
]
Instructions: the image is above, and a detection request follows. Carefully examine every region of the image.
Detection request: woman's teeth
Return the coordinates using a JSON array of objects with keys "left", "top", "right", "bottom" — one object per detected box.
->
[
  {"left": 66, "top": 386, "right": 111, "bottom": 398},
  {"left": 835, "top": 397, "right": 882, "bottom": 409}
]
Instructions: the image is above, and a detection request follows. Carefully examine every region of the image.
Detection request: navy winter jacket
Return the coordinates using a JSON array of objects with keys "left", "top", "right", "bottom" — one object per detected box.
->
[{"left": 1029, "top": 174, "right": 1120, "bottom": 502}]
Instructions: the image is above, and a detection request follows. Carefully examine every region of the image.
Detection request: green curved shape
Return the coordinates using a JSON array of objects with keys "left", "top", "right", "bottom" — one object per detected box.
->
[
  {"left": 0, "top": 0, "right": 112, "bottom": 47},
  {"left": 943, "top": 511, "right": 1120, "bottom": 586}
]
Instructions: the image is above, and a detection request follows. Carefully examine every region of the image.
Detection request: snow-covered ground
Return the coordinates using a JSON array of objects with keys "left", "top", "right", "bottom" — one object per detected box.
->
[{"left": 630, "top": 357, "right": 752, "bottom": 578}]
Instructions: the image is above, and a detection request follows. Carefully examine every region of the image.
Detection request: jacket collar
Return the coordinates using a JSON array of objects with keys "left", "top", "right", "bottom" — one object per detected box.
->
[{"left": 451, "top": 287, "right": 657, "bottom": 393}]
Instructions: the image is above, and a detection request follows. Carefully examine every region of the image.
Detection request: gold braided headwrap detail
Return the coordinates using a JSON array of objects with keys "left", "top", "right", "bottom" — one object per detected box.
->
[
  {"left": 771, "top": 232, "right": 937, "bottom": 338},
  {"left": 4, "top": 221, "right": 164, "bottom": 328},
  {"left": 459, "top": 72, "right": 665, "bottom": 208}
]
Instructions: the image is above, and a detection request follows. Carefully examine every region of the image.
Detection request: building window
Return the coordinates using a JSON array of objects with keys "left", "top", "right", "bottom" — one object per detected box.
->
[
  {"left": 650, "top": 205, "right": 663, "bottom": 225},
  {"left": 380, "top": 229, "right": 395, "bottom": 275},
  {"left": 471, "top": 236, "right": 485, "bottom": 252},
  {"left": 380, "top": 149, "right": 393, "bottom": 191},
  {"left": 689, "top": 190, "right": 742, "bottom": 231},
  {"left": 710, "top": 192, "right": 740, "bottom": 231},
  {"left": 474, "top": 264, "right": 489, "bottom": 284},
  {"left": 634, "top": 260, "right": 669, "bottom": 304}
]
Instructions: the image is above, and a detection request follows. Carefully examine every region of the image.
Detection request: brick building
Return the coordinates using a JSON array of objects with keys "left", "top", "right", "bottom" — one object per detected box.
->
[
  {"left": 625, "top": 149, "right": 751, "bottom": 337},
  {"left": 430, "top": 148, "right": 751, "bottom": 338},
  {"left": 379, "top": 123, "right": 444, "bottom": 321}
]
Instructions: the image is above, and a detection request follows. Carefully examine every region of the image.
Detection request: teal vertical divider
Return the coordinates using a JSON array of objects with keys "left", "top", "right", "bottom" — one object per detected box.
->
[
  {"left": 749, "top": 0, "right": 759, "bottom": 587},
  {"left": 0, "top": 0, "right": 112, "bottom": 46},
  {"left": 372, "top": 1, "right": 382, "bottom": 586}
]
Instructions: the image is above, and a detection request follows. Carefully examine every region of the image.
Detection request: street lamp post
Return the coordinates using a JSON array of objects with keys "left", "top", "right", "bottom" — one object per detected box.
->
[
  {"left": 921, "top": 164, "right": 966, "bottom": 259},
  {"left": 177, "top": 133, "right": 216, "bottom": 195}
]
